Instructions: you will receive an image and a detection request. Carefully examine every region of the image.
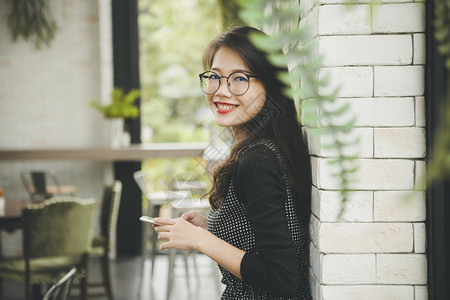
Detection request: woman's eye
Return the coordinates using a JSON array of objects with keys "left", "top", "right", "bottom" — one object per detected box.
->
[
  {"left": 209, "top": 74, "right": 220, "bottom": 80},
  {"left": 234, "top": 76, "right": 248, "bottom": 82}
]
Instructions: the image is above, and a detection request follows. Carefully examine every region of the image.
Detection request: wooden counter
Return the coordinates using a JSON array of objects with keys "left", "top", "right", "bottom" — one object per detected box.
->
[{"left": 0, "top": 143, "right": 207, "bottom": 161}]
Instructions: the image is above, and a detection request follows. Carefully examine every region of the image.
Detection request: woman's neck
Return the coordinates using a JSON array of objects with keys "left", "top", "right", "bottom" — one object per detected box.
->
[{"left": 230, "top": 126, "right": 248, "bottom": 143}]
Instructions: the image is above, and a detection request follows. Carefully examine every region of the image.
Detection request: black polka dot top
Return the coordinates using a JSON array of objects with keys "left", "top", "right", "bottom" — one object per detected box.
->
[{"left": 208, "top": 139, "right": 311, "bottom": 299}]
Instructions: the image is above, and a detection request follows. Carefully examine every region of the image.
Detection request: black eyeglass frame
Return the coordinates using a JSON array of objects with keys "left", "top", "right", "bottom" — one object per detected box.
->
[{"left": 198, "top": 71, "right": 258, "bottom": 96}]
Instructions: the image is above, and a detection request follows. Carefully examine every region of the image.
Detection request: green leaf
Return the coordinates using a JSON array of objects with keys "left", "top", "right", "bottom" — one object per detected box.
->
[{"left": 90, "top": 87, "right": 140, "bottom": 119}]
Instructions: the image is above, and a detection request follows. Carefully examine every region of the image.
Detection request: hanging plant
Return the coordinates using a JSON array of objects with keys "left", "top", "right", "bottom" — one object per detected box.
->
[
  {"left": 7, "top": 0, "right": 58, "bottom": 48},
  {"left": 239, "top": 0, "right": 359, "bottom": 217}
]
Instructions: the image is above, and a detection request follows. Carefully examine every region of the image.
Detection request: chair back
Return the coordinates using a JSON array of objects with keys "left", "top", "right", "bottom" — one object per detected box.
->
[
  {"left": 133, "top": 170, "right": 151, "bottom": 199},
  {"left": 42, "top": 267, "right": 77, "bottom": 300},
  {"left": 99, "top": 181, "right": 122, "bottom": 244},
  {"left": 20, "top": 169, "right": 61, "bottom": 202},
  {"left": 22, "top": 197, "right": 96, "bottom": 259}
]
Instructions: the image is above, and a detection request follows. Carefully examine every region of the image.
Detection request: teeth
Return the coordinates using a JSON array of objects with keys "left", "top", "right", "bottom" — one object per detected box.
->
[{"left": 217, "top": 103, "right": 236, "bottom": 110}]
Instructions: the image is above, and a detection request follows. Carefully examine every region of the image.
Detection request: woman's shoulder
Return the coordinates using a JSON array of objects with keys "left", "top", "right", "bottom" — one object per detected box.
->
[
  {"left": 238, "top": 139, "right": 282, "bottom": 169},
  {"left": 240, "top": 139, "right": 281, "bottom": 160}
]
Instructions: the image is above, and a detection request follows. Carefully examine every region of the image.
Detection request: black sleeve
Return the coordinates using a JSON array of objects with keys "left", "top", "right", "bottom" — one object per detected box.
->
[{"left": 234, "top": 145, "right": 300, "bottom": 298}]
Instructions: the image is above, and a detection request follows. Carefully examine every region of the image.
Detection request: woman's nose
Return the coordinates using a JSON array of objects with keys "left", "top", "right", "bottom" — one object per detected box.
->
[{"left": 215, "top": 78, "right": 232, "bottom": 97}]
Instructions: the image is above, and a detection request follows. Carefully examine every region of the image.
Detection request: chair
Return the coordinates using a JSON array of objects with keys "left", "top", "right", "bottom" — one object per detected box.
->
[
  {"left": 134, "top": 170, "right": 186, "bottom": 274},
  {"left": 42, "top": 267, "right": 77, "bottom": 300},
  {"left": 20, "top": 169, "right": 76, "bottom": 202},
  {"left": 166, "top": 196, "right": 211, "bottom": 300},
  {"left": 134, "top": 170, "right": 210, "bottom": 300},
  {"left": 0, "top": 197, "right": 96, "bottom": 300},
  {"left": 133, "top": 171, "right": 190, "bottom": 297},
  {"left": 86, "top": 180, "right": 122, "bottom": 300},
  {"left": 134, "top": 171, "right": 166, "bottom": 277}
]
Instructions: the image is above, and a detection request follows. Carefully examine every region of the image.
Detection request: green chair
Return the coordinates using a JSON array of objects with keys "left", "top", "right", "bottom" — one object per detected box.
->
[
  {"left": 0, "top": 197, "right": 96, "bottom": 300},
  {"left": 87, "top": 180, "right": 122, "bottom": 300}
]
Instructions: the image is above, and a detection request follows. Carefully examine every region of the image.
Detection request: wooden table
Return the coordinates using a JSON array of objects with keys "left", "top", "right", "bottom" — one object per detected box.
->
[
  {"left": 0, "top": 143, "right": 207, "bottom": 161},
  {"left": 0, "top": 199, "right": 31, "bottom": 231}
]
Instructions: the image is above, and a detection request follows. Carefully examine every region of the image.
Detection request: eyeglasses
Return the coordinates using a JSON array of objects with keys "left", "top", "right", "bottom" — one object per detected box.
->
[{"left": 199, "top": 71, "right": 257, "bottom": 96}]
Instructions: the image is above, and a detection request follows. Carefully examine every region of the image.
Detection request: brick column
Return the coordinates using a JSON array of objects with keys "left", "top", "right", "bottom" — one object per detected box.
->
[{"left": 300, "top": 1, "right": 427, "bottom": 299}]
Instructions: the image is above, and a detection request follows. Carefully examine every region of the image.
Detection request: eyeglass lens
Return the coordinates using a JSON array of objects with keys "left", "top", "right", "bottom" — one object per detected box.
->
[{"left": 200, "top": 71, "right": 251, "bottom": 95}]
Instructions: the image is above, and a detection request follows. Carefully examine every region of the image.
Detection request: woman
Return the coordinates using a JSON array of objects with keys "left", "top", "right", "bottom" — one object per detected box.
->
[{"left": 154, "top": 26, "right": 312, "bottom": 299}]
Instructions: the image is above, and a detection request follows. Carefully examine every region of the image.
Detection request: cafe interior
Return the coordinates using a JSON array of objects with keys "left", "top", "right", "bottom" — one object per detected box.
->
[{"left": 0, "top": 0, "right": 226, "bottom": 299}]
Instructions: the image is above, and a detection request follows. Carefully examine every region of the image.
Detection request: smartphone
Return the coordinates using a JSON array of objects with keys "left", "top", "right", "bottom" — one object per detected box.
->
[{"left": 139, "top": 216, "right": 163, "bottom": 226}]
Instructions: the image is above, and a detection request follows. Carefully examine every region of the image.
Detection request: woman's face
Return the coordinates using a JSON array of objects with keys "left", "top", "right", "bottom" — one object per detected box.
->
[{"left": 205, "top": 46, "right": 266, "bottom": 128}]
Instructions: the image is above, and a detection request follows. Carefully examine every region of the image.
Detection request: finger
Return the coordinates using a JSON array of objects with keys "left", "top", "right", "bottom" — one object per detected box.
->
[
  {"left": 154, "top": 225, "right": 172, "bottom": 233},
  {"left": 181, "top": 211, "right": 196, "bottom": 220},
  {"left": 160, "top": 241, "right": 172, "bottom": 251},
  {"left": 153, "top": 217, "right": 176, "bottom": 225},
  {"left": 157, "top": 232, "right": 170, "bottom": 241}
]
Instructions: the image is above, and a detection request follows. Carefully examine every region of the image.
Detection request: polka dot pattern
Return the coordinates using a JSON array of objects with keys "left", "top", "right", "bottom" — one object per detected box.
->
[{"left": 208, "top": 139, "right": 311, "bottom": 300}]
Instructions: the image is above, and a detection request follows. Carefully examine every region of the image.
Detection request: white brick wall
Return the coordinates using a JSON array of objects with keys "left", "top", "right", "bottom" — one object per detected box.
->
[
  {"left": 0, "top": 0, "right": 112, "bottom": 232},
  {"left": 302, "top": 0, "right": 427, "bottom": 298},
  {"left": 322, "top": 285, "right": 414, "bottom": 300}
]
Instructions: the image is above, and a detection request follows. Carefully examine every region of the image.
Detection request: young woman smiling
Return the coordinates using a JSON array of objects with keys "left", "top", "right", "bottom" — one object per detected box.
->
[{"left": 153, "top": 26, "right": 312, "bottom": 299}]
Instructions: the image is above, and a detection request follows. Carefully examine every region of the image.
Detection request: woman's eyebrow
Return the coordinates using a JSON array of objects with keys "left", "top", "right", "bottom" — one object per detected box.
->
[{"left": 210, "top": 67, "right": 252, "bottom": 73}]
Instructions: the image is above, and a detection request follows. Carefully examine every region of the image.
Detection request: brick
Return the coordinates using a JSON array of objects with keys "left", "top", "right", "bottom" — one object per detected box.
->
[
  {"left": 374, "top": 127, "right": 426, "bottom": 158},
  {"left": 414, "top": 223, "right": 426, "bottom": 253},
  {"left": 318, "top": 4, "right": 371, "bottom": 35},
  {"left": 320, "top": 223, "right": 413, "bottom": 253},
  {"left": 414, "top": 33, "right": 426, "bottom": 65},
  {"left": 317, "top": 158, "right": 414, "bottom": 190},
  {"left": 299, "top": 6, "right": 319, "bottom": 37},
  {"left": 300, "top": 0, "right": 319, "bottom": 16},
  {"left": 374, "top": 191, "right": 426, "bottom": 221},
  {"left": 320, "top": 0, "right": 371, "bottom": 4},
  {"left": 415, "top": 286, "right": 428, "bottom": 300},
  {"left": 0, "top": 58, "right": 11, "bottom": 67},
  {"left": 322, "top": 285, "right": 414, "bottom": 300},
  {"left": 377, "top": 254, "right": 427, "bottom": 284},
  {"left": 310, "top": 214, "right": 321, "bottom": 248},
  {"left": 312, "top": 187, "right": 373, "bottom": 222},
  {"left": 319, "top": 67, "right": 373, "bottom": 97},
  {"left": 301, "top": 99, "right": 321, "bottom": 128},
  {"left": 308, "top": 270, "right": 322, "bottom": 299},
  {"left": 308, "top": 127, "right": 373, "bottom": 158},
  {"left": 415, "top": 96, "right": 426, "bottom": 126},
  {"left": 311, "top": 187, "right": 320, "bottom": 219},
  {"left": 320, "top": 35, "right": 412, "bottom": 66},
  {"left": 322, "top": 254, "right": 375, "bottom": 284},
  {"left": 415, "top": 160, "right": 426, "bottom": 190},
  {"left": 372, "top": 3, "right": 425, "bottom": 33},
  {"left": 309, "top": 271, "right": 321, "bottom": 300},
  {"left": 310, "top": 243, "right": 322, "bottom": 281},
  {"left": 374, "top": 66, "right": 425, "bottom": 97},
  {"left": 321, "top": 98, "right": 415, "bottom": 127},
  {"left": 311, "top": 156, "right": 319, "bottom": 188}
]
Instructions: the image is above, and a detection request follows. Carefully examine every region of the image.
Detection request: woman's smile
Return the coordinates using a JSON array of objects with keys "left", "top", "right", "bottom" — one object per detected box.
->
[{"left": 215, "top": 101, "right": 239, "bottom": 114}]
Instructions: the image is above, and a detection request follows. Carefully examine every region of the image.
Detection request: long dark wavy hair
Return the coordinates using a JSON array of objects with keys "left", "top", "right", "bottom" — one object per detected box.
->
[{"left": 203, "top": 26, "right": 312, "bottom": 224}]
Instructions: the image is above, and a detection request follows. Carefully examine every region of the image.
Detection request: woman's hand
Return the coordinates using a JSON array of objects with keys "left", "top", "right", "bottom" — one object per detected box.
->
[
  {"left": 153, "top": 217, "right": 207, "bottom": 251},
  {"left": 181, "top": 210, "right": 208, "bottom": 230},
  {"left": 154, "top": 215, "right": 245, "bottom": 280}
]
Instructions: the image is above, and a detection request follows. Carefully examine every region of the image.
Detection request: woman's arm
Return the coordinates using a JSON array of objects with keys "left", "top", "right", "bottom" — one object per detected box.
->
[
  {"left": 153, "top": 217, "right": 245, "bottom": 279},
  {"left": 235, "top": 145, "right": 301, "bottom": 297}
]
